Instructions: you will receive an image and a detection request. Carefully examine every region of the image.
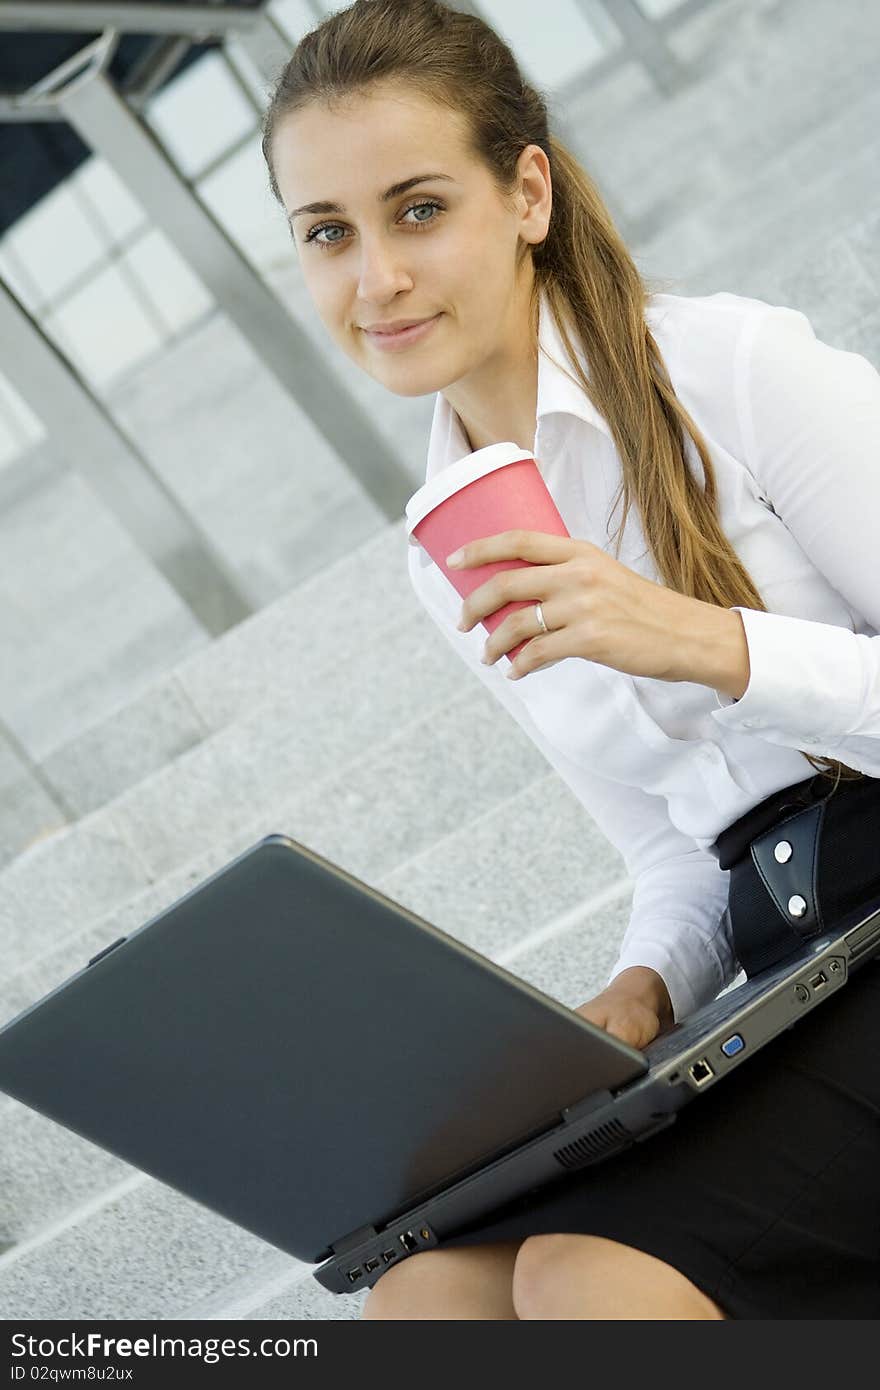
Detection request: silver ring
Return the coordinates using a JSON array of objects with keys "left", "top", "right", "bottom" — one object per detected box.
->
[{"left": 534, "top": 602, "right": 548, "bottom": 634}]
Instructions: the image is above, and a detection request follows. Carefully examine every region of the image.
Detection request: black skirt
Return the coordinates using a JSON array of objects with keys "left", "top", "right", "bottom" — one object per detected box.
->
[{"left": 439, "top": 770, "right": 880, "bottom": 1319}]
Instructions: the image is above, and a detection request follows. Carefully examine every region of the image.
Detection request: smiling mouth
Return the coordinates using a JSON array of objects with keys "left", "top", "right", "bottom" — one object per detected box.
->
[
  {"left": 367, "top": 317, "right": 436, "bottom": 334},
  {"left": 363, "top": 314, "right": 443, "bottom": 349}
]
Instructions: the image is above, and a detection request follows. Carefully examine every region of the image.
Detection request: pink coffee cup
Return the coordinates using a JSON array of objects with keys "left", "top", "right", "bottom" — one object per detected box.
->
[{"left": 405, "top": 442, "right": 570, "bottom": 661}]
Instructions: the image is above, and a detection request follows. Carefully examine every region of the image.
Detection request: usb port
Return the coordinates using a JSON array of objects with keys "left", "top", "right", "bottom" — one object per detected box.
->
[
  {"left": 381, "top": 1249, "right": 396, "bottom": 1264},
  {"left": 364, "top": 1257, "right": 380, "bottom": 1273},
  {"left": 346, "top": 1267, "right": 362, "bottom": 1283},
  {"left": 810, "top": 971, "right": 827, "bottom": 990},
  {"left": 689, "top": 1058, "right": 714, "bottom": 1086}
]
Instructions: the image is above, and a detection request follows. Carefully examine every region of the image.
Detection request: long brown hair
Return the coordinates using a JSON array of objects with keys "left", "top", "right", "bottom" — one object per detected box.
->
[{"left": 261, "top": 0, "right": 861, "bottom": 786}]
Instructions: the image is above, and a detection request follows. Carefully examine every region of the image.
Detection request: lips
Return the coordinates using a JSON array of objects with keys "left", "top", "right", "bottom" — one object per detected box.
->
[
  {"left": 364, "top": 314, "right": 442, "bottom": 350},
  {"left": 366, "top": 317, "right": 435, "bottom": 334}
]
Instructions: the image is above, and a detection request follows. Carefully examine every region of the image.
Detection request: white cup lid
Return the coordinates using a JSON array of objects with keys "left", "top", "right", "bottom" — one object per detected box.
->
[{"left": 405, "top": 442, "right": 533, "bottom": 535}]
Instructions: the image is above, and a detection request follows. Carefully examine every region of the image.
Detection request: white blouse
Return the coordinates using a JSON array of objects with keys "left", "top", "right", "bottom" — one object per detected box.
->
[{"left": 406, "top": 287, "right": 880, "bottom": 1022}]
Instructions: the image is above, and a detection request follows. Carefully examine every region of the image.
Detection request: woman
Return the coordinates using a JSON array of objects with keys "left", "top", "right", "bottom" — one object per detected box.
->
[{"left": 261, "top": 0, "right": 880, "bottom": 1318}]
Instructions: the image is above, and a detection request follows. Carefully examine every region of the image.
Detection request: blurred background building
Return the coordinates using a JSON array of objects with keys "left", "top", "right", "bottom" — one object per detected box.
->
[{"left": 0, "top": 0, "right": 878, "bottom": 1320}]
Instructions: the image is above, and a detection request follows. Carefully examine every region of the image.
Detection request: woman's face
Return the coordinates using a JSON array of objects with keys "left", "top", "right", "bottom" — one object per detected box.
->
[{"left": 270, "top": 84, "right": 548, "bottom": 399}]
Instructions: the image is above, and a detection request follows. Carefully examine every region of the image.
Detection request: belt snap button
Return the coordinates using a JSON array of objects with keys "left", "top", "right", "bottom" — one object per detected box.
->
[
  {"left": 774, "top": 840, "right": 793, "bottom": 863},
  {"left": 788, "top": 894, "right": 807, "bottom": 918}
]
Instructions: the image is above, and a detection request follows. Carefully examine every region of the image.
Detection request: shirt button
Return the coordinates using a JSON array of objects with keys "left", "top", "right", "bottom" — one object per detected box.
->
[
  {"left": 802, "top": 735, "right": 822, "bottom": 746},
  {"left": 741, "top": 718, "right": 763, "bottom": 729}
]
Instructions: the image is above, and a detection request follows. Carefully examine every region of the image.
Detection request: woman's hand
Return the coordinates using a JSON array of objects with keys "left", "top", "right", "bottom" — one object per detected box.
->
[
  {"left": 450, "top": 530, "right": 750, "bottom": 696},
  {"left": 574, "top": 967, "right": 675, "bottom": 1050}
]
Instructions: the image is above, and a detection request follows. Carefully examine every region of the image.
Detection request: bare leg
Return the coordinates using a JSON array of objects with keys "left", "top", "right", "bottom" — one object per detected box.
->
[
  {"left": 512, "top": 1234, "right": 729, "bottom": 1320},
  {"left": 361, "top": 1241, "right": 522, "bottom": 1319}
]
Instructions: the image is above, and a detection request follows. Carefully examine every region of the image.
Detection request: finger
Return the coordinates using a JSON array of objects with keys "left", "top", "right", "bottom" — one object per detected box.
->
[
  {"left": 447, "top": 529, "right": 578, "bottom": 570},
  {"left": 607, "top": 1023, "right": 644, "bottom": 1048},
  {"left": 506, "top": 628, "right": 571, "bottom": 680},
  {"left": 481, "top": 602, "right": 554, "bottom": 664},
  {"left": 458, "top": 562, "right": 566, "bottom": 633}
]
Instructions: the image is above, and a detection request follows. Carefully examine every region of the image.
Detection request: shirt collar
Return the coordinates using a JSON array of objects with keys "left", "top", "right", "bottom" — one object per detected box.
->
[{"left": 425, "top": 286, "right": 612, "bottom": 480}]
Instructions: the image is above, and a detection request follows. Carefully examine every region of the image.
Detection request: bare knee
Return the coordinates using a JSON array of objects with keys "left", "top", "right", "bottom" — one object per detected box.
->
[
  {"left": 512, "top": 1233, "right": 727, "bottom": 1320},
  {"left": 511, "top": 1233, "right": 576, "bottom": 1316},
  {"left": 362, "top": 1243, "right": 519, "bottom": 1321}
]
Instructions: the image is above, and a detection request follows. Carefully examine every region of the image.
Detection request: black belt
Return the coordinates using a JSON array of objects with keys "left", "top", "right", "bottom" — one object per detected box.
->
[
  {"left": 710, "top": 772, "right": 842, "bottom": 976},
  {"left": 710, "top": 772, "right": 832, "bottom": 870}
]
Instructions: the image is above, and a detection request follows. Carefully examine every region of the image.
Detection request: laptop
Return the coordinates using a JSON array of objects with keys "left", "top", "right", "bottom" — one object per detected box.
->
[{"left": 0, "top": 833, "right": 878, "bottom": 1297}]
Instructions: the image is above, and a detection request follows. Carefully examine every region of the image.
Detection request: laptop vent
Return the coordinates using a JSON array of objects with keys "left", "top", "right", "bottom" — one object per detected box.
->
[{"left": 553, "top": 1119, "right": 631, "bottom": 1171}]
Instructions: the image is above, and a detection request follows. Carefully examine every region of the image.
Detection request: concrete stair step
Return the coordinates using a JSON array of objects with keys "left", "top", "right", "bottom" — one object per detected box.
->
[
  {"left": 1, "top": 760, "right": 629, "bottom": 1036},
  {"left": 557, "top": 0, "right": 880, "bottom": 347},
  {"left": 0, "top": 626, "right": 475, "bottom": 970},
  {"left": 572, "top": 0, "right": 880, "bottom": 241},
  {"left": 31, "top": 520, "right": 420, "bottom": 824},
  {"left": 0, "top": 459, "right": 209, "bottom": 759},
  {"left": 105, "top": 306, "right": 387, "bottom": 615},
  {"left": 630, "top": 88, "right": 880, "bottom": 293},
  {"left": 0, "top": 732, "right": 68, "bottom": 872}
]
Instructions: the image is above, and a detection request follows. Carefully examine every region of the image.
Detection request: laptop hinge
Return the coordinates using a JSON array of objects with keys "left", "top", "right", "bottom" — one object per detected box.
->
[
  {"left": 560, "top": 1089, "right": 613, "bottom": 1124},
  {"left": 330, "top": 1224, "right": 378, "bottom": 1257}
]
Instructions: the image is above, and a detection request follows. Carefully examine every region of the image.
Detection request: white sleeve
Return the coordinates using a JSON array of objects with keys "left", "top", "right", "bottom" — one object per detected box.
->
[
  {"left": 408, "top": 553, "right": 737, "bottom": 1022},
  {"left": 711, "top": 304, "right": 880, "bottom": 775}
]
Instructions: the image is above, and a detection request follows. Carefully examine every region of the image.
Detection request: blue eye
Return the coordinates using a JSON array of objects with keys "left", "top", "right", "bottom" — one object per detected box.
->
[{"left": 304, "top": 198, "right": 445, "bottom": 250}]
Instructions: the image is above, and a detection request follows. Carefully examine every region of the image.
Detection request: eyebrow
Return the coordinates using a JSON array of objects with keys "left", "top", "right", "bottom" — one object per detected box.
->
[{"left": 288, "top": 173, "right": 456, "bottom": 223}]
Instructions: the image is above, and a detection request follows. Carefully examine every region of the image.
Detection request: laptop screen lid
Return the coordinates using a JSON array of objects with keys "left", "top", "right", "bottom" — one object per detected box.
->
[{"left": 0, "top": 835, "right": 646, "bottom": 1265}]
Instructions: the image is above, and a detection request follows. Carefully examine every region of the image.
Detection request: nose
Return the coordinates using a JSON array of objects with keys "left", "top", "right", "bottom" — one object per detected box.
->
[{"left": 355, "top": 231, "right": 413, "bottom": 302}]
